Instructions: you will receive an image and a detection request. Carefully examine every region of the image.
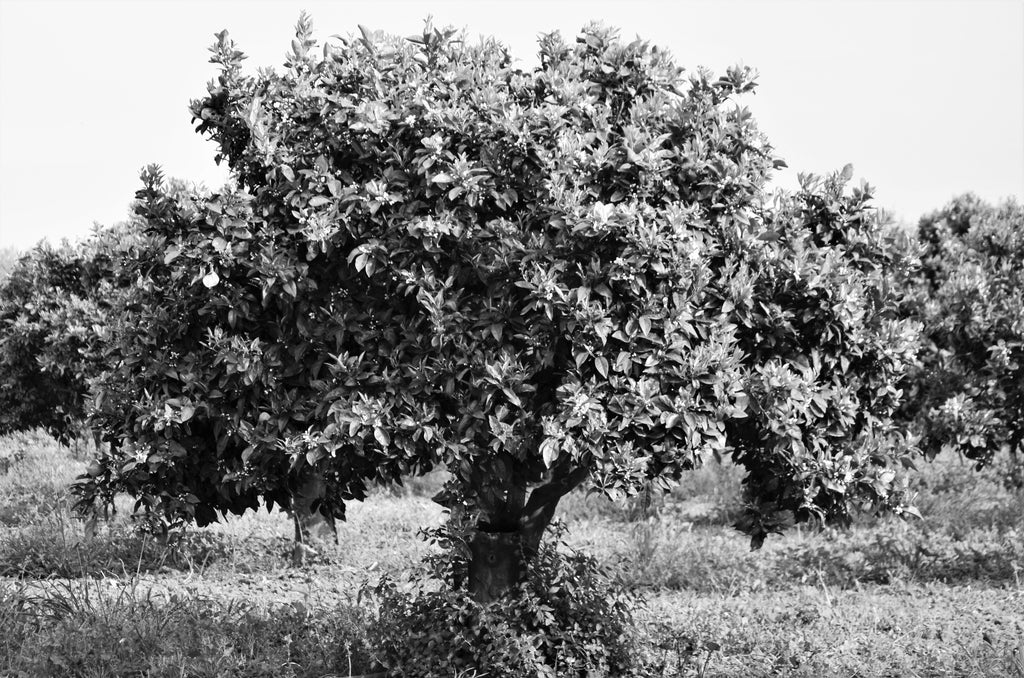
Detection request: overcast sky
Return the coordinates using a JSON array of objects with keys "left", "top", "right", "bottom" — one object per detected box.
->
[{"left": 1, "top": 0, "right": 1021, "bottom": 251}]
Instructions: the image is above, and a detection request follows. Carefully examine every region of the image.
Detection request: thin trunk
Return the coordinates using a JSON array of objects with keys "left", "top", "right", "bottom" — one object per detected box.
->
[
  {"left": 291, "top": 502, "right": 339, "bottom": 545},
  {"left": 293, "top": 506, "right": 304, "bottom": 544},
  {"left": 289, "top": 477, "right": 338, "bottom": 566}
]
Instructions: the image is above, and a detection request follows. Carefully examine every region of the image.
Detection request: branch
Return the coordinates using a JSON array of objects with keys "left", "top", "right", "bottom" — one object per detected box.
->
[{"left": 520, "top": 460, "right": 590, "bottom": 555}]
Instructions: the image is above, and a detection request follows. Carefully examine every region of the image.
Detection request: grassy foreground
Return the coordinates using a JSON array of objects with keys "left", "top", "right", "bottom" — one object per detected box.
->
[{"left": 1, "top": 431, "right": 1022, "bottom": 677}]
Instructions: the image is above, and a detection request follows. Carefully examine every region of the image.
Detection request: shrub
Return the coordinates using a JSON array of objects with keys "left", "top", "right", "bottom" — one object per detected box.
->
[{"left": 369, "top": 525, "right": 644, "bottom": 677}]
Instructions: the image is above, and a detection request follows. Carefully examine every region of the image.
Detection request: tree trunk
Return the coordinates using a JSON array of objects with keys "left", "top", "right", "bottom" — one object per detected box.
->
[
  {"left": 464, "top": 463, "right": 591, "bottom": 603},
  {"left": 467, "top": 530, "right": 525, "bottom": 603}
]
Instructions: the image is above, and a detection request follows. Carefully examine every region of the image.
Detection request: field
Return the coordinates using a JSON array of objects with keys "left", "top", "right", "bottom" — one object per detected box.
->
[{"left": 1, "top": 430, "right": 1022, "bottom": 677}]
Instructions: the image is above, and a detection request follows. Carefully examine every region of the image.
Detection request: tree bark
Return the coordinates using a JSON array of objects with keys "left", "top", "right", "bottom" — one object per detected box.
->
[
  {"left": 467, "top": 530, "right": 524, "bottom": 603},
  {"left": 465, "top": 463, "right": 590, "bottom": 603}
]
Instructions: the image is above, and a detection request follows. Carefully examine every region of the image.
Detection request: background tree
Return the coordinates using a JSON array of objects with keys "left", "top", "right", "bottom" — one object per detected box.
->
[
  {"left": 0, "top": 246, "right": 21, "bottom": 282},
  {"left": 898, "top": 194, "right": 1023, "bottom": 482},
  {"left": 75, "top": 17, "right": 920, "bottom": 601},
  {"left": 0, "top": 197, "right": 338, "bottom": 551},
  {"left": 0, "top": 227, "right": 141, "bottom": 444}
]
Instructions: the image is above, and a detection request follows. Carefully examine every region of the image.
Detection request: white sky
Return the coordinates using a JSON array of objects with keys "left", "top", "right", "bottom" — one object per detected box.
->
[{"left": 1, "top": 0, "right": 1022, "bottom": 251}]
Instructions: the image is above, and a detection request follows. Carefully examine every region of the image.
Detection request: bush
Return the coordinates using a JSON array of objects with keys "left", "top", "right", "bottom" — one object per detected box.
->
[{"left": 368, "top": 525, "right": 645, "bottom": 678}]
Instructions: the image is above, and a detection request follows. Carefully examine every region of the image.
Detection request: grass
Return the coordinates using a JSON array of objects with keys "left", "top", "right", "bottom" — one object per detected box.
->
[
  {"left": 638, "top": 585, "right": 1024, "bottom": 677},
  {"left": 1, "top": 431, "right": 1023, "bottom": 676},
  {"left": 0, "top": 577, "right": 373, "bottom": 677}
]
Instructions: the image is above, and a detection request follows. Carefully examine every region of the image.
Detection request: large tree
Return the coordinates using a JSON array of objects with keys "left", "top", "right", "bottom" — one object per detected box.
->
[{"left": 75, "top": 17, "right": 920, "bottom": 600}]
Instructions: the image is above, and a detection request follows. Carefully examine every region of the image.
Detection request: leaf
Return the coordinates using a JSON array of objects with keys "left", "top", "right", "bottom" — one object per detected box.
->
[
  {"left": 615, "top": 351, "right": 632, "bottom": 373},
  {"left": 358, "top": 24, "right": 375, "bottom": 50},
  {"left": 595, "top": 356, "right": 609, "bottom": 378},
  {"left": 280, "top": 165, "right": 295, "bottom": 182},
  {"left": 733, "top": 393, "right": 749, "bottom": 416},
  {"left": 501, "top": 387, "right": 522, "bottom": 407},
  {"left": 373, "top": 427, "right": 391, "bottom": 447},
  {"left": 639, "top": 315, "right": 652, "bottom": 336},
  {"left": 839, "top": 163, "right": 854, "bottom": 182},
  {"left": 431, "top": 172, "right": 454, "bottom": 185},
  {"left": 308, "top": 195, "right": 331, "bottom": 208},
  {"left": 540, "top": 439, "right": 559, "bottom": 467},
  {"left": 163, "top": 246, "right": 181, "bottom": 265}
]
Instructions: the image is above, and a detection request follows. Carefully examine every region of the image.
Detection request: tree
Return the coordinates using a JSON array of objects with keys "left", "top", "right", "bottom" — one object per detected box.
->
[
  {"left": 0, "top": 247, "right": 22, "bottom": 282},
  {"left": 0, "top": 229, "right": 136, "bottom": 444},
  {"left": 898, "top": 194, "right": 1023, "bottom": 480},
  {"left": 0, "top": 213, "right": 338, "bottom": 554},
  {"left": 75, "top": 17, "right": 920, "bottom": 601}
]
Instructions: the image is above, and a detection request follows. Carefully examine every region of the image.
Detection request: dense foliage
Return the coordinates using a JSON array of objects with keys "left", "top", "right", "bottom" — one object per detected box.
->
[
  {"left": 898, "top": 194, "right": 1023, "bottom": 478},
  {"left": 0, "top": 227, "right": 142, "bottom": 443},
  {"left": 71, "top": 17, "right": 921, "bottom": 603}
]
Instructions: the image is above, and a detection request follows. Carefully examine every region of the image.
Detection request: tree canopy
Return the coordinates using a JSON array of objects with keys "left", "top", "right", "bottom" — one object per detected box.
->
[{"left": 72, "top": 18, "right": 920, "bottom": 585}]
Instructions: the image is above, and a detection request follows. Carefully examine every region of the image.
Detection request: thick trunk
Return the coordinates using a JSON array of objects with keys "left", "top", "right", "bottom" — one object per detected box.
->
[
  {"left": 467, "top": 530, "right": 525, "bottom": 603},
  {"left": 465, "top": 463, "right": 591, "bottom": 603}
]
